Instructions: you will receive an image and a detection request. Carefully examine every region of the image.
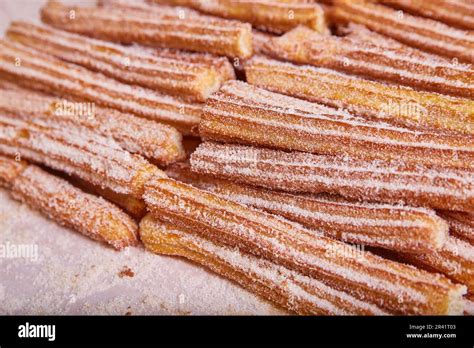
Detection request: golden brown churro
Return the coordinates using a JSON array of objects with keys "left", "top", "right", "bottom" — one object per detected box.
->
[
  {"left": 0, "top": 89, "right": 185, "bottom": 166},
  {"left": 42, "top": 0, "right": 253, "bottom": 58},
  {"left": 201, "top": 80, "right": 474, "bottom": 171},
  {"left": 143, "top": 178, "right": 466, "bottom": 314},
  {"left": 265, "top": 26, "right": 474, "bottom": 99},
  {"left": 7, "top": 21, "right": 235, "bottom": 102},
  {"left": 0, "top": 39, "right": 202, "bottom": 135},
  {"left": 190, "top": 142, "right": 474, "bottom": 213},
  {"left": 167, "top": 162, "right": 448, "bottom": 253},
  {"left": 0, "top": 155, "right": 138, "bottom": 250},
  {"left": 332, "top": 0, "right": 474, "bottom": 63},
  {"left": 245, "top": 56, "right": 474, "bottom": 135},
  {"left": 140, "top": 215, "right": 388, "bottom": 315},
  {"left": 150, "top": 0, "right": 328, "bottom": 34}
]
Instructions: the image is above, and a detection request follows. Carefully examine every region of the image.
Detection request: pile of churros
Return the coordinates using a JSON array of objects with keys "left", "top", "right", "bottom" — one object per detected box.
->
[{"left": 0, "top": 0, "right": 473, "bottom": 315}]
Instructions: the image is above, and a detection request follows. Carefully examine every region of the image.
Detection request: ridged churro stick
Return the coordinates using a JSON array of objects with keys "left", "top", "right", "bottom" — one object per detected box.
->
[
  {"left": 7, "top": 21, "right": 235, "bottom": 102},
  {"left": 0, "top": 155, "right": 138, "bottom": 250},
  {"left": 332, "top": 0, "right": 474, "bottom": 64},
  {"left": 201, "top": 80, "right": 474, "bottom": 171},
  {"left": 190, "top": 142, "right": 474, "bottom": 214},
  {"left": 149, "top": 0, "right": 328, "bottom": 34},
  {"left": 42, "top": 0, "right": 253, "bottom": 59},
  {"left": 265, "top": 26, "right": 474, "bottom": 99},
  {"left": 0, "top": 89, "right": 185, "bottom": 166},
  {"left": 143, "top": 178, "right": 466, "bottom": 314},
  {"left": 140, "top": 215, "right": 388, "bottom": 315},
  {"left": 0, "top": 114, "right": 163, "bottom": 198},
  {"left": 167, "top": 162, "right": 448, "bottom": 253},
  {"left": 0, "top": 39, "right": 202, "bottom": 135},
  {"left": 245, "top": 56, "right": 474, "bottom": 135}
]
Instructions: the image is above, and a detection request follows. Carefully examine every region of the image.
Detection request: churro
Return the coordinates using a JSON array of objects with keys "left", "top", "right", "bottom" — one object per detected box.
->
[
  {"left": 190, "top": 142, "right": 474, "bottom": 213},
  {"left": 0, "top": 155, "right": 138, "bottom": 250},
  {"left": 251, "top": 30, "right": 275, "bottom": 56},
  {"left": 7, "top": 21, "right": 235, "bottom": 102},
  {"left": 140, "top": 215, "right": 388, "bottom": 315},
  {"left": 201, "top": 80, "right": 474, "bottom": 170},
  {"left": 0, "top": 39, "right": 202, "bottom": 135},
  {"left": 42, "top": 0, "right": 253, "bottom": 58},
  {"left": 245, "top": 56, "right": 474, "bottom": 135},
  {"left": 332, "top": 0, "right": 474, "bottom": 64},
  {"left": 0, "top": 89, "right": 185, "bottom": 166},
  {"left": 149, "top": 47, "right": 235, "bottom": 82},
  {"left": 143, "top": 178, "right": 466, "bottom": 314},
  {"left": 149, "top": 0, "right": 327, "bottom": 34},
  {"left": 400, "top": 235, "right": 474, "bottom": 294},
  {"left": 167, "top": 162, "right": 448, "bottom": 253},
  {"left": 438, "top": 211, "right": 474, "bottom": 245},
  {"left": 0, "top": 114, "right": 163, "bottom": 198},
  {"left": 466, "top": 295, "right": 474, "bottom": 315},
  {"left": 381, "top": 0, "right": 474, "bottom": 31},
  {"left": 265, "top": 26, "right": 474, "bottom": 99},
  {"left": 67, "top": 176, "right": 147, "bottom": 220}
]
